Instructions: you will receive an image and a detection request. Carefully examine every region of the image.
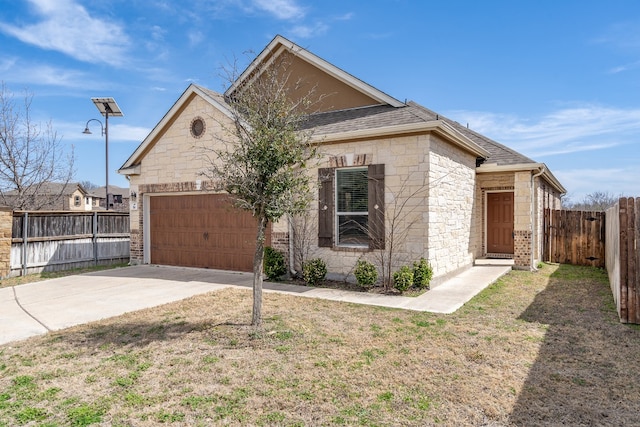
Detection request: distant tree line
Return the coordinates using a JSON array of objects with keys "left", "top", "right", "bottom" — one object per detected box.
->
[{"left": 562, "top": 191, "right": 622, "bottom": 212}]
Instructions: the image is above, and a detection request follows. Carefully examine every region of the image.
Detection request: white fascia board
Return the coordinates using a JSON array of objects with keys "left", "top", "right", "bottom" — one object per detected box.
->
[
  {"left": 225, "top": 35, "right": 404, "bottom": 107},
  {"left": 310, "top": 120, "right": 489, "bottom": 158},
  {"left": 117, "top": 164, "right": 141, "bottom": 176},
  {"left": 477, "top": 162, "right": 567, "bottom": 194}
]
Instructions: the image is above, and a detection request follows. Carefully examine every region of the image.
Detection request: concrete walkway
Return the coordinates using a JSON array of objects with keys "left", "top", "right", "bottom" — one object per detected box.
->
[{"left": 0, "top": 262, "right": 512, "bottom": 346}]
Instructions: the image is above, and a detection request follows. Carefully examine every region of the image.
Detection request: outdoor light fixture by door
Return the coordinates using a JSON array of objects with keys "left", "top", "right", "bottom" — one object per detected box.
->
[{"left": 83, "top": 97, "right": 123, "bottom": 210}]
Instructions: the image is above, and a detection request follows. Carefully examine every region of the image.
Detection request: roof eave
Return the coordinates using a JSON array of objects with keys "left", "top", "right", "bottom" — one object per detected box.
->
[
  {"left": 117, "top": 164, "right": 141, "bottom": 176},
  {"left": 310, "top": 120, "right": 489, "bottom": 158},
  {"left": 477, "top": 162, "right": 567, "bottom": 194}
]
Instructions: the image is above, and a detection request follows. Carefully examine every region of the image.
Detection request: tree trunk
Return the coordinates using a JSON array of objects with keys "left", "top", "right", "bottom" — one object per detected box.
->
[{"left": 252, "top": 215, "right": 268, "bottom": 326}]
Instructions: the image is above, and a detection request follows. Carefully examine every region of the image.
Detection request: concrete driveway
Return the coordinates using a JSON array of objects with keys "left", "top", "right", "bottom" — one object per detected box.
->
[{"left": 0, "top": 263, "right": 512, "bottom": 346}]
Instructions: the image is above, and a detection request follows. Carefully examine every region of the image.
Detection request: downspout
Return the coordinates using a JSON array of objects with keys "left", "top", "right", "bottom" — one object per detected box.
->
[{"left": 531, "top": 165, "right": 546, "bottom": 270}]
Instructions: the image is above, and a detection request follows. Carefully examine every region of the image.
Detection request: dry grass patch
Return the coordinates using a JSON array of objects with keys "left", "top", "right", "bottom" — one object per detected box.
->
[{"left": 1, "top": 263, "right": 638, "bottom": 426}]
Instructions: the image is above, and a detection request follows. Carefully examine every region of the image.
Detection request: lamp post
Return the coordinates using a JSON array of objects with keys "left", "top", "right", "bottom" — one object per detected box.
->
[{"left": 83, "top": 98, "right": 123, "bottom": 210}]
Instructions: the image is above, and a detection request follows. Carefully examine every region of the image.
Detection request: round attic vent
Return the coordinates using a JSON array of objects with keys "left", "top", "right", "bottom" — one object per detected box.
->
[{"left": 190, "top": 117, "right": 206, "bottom": 138}]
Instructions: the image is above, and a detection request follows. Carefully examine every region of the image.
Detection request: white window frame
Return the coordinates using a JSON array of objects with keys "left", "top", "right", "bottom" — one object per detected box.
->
[{"left": 335, "top": 167, "right": 369, "bottom": 247}]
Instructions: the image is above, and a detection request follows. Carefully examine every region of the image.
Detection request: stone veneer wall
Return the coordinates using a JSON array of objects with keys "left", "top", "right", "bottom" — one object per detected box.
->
[
  {"left": 308, "top": 132, "right": 477, "bottom": 282},
  {"left": 124, "top": 92, "right": 482, "bottom": 280},
  {"left": 426, "top": 136, "right": 477, "bottom": 279},
  {"left": 0, "top": 208, "right": 12, "bottom": 278}
]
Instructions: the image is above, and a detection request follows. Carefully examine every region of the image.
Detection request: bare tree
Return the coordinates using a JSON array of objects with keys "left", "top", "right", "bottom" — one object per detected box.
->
[
  {"left": 368, "top": 176, "right": 429, "bottom": 289},
  {"left": 563, "top": 191, "right": 621, "bottom": 211},
  {"left": 79, "top": 181, "right": 99, "bottom": 190},
  {"left": 0, "top": 82, "right": 75, "bottom": 209},
  {"left": 201, "top": 52, "right": 321, "bottom": 326},
  {"left": 289, "top": 209, "right": 318, "bottom": 275}
]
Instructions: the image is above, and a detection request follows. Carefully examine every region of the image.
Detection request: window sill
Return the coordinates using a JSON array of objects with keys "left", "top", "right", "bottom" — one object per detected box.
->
[{"left": 332, "top": 245, "right": 371, "bottom": 253}]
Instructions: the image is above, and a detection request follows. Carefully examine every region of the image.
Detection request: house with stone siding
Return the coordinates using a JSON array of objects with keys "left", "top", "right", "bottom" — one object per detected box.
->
[{"left": 118, "top": 35, "right": 566, "bottom": 285}]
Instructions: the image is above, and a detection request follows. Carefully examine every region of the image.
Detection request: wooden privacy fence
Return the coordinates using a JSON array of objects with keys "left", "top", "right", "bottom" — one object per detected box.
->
[
  {"left": 606, "top": 198, "right": 640, "bottom": 324},
  {"left": 543, "top": 209, "right": 606, "bottom": 268},
  {"left": 7, "top": 211, "right": 130, "bottom": 278}
]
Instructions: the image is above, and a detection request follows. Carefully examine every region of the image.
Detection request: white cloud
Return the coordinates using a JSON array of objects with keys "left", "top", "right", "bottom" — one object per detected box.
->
[
  {"left": 0, "top": 0, "right": 130, "bottom": 67},
  {"left": 555, "top": 167, "right": 640, "bottom": 201},
  {"left": 188, "top": 30, "right": 204, "bottom": 47},
  {"left": 0, "top": 60, "right": 106, "bottom": 90},
  {"left": 446, "top": 104, "right": 640, "bottom": 158},
  {"left": 252, "top": 0, "right": 305, "bottom": 20},
  {"left": 109, "top": 124, "right": 152, "bottom": 142},
  {"left": 290, "top": 21, "right": 329, "bottom": 38}
]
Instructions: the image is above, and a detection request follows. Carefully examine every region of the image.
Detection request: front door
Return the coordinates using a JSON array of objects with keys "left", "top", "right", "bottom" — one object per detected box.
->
[{"left": 487, "top": 192, "right": 514, "bottom": 254}]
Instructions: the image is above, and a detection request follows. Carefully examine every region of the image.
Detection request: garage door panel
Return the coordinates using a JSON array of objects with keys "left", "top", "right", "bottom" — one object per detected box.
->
[{"left": 149, "top": 194, "right": 271, "bottom": 272}]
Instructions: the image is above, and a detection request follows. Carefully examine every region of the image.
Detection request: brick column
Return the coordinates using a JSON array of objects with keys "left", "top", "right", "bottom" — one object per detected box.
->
[
  {"left": 513, "top": 172, "right": 533, "bottom": 270},
  {"left": 0, "top": 208, "right": 13, "bottom": 278},
  {"left": 513, "top": 230, "right": 532, "bottom": 269}
]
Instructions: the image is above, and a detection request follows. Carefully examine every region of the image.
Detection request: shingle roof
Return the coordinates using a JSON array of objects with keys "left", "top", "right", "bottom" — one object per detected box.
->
[
  {"left": 407, "top": 102, "right": 536, "bottom": 166},
  {"left": 192, "top": 84, "right": 536, "bottom": 167},
  {"left": 302, "top": 101, "right": 536, "bottom": 166}
]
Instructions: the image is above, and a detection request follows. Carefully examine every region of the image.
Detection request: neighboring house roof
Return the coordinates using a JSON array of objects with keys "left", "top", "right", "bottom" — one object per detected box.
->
[
  {"left": 3, "top": 182, "right": 87, "bottom": 197},
  {"left": 92, "top": 185, "right": 129, "bottom": 199}
]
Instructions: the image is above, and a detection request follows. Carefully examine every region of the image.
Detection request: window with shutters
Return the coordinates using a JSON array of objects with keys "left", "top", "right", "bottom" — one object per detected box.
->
[
  {"left": 336, "top": 168, "right": 368, "bottom": 246},
  {"left": 318, "top": 164, "right": 385, "bottom": 250}
]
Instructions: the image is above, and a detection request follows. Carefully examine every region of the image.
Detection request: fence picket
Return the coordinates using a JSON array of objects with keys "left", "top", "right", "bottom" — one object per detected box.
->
[
  {"left": 10, "top": 211, "right": 129, "bottom": 277},
  {"left": 627, "top": 197, "right": 638, "bottom": 323},
  {"left": 544, "top": 209, "right": 605, "bottom": 268}
]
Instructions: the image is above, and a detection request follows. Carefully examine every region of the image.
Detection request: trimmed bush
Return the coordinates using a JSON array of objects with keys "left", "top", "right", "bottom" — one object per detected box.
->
[
  {"left": 412, "top": 258, "right": 433, "bottom": 290},
  {"left": 393, "top": 265, "right": 414, "bottom": 293},
  {"left": 354, "top": 259, "right": 378, "bottom": 289},
  {"left": 264, "top": 247, "right": 287, "bottom": 281},
  {"left": 302, "top": 258, "right": 327, "bottom": 286}
]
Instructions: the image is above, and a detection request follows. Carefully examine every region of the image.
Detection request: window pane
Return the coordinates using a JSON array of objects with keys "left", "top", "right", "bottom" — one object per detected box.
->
[
  {"left": 338, "top": 215, "right": 369, "bottom": 245},
  {"left": 337, "top": 168, "right": 368, "bottom": 213}
]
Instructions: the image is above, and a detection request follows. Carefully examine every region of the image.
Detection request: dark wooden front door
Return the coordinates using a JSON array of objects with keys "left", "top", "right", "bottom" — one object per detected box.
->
[
  {"left": 149, "top": 194, "right": 270, "bottom": 272},
  {"left": 487, "top": 192, "right": 514, "bottom": 254}
]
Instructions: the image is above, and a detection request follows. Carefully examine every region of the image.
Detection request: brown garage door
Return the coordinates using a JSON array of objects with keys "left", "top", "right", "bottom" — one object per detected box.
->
[{"left": 149, "top": 194, "right": 271, "bottom": 272}]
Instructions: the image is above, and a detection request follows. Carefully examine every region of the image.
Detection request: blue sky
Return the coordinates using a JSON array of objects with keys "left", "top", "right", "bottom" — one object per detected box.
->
[{"left": 1, "top": 0, "right": 639, "bottom": 202}]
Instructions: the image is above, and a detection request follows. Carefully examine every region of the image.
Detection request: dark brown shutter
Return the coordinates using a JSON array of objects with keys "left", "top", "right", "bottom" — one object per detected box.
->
[
  {"left": 368, "top": 164, "right": 385, "bottom": 250},
  {"left": 318, "top": 168, "right": 334, "bottom": 247}
]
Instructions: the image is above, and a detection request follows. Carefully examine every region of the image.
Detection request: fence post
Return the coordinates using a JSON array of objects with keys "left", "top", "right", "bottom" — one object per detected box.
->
[
  {"left": 21, "top": 212, "right": 28, "bottom": 277},
  {"left": 93, "top": 211, "right": 98, "bottom": 265},
  {"left": 620, "top": 198, "right": 629, "bottom": 323}
]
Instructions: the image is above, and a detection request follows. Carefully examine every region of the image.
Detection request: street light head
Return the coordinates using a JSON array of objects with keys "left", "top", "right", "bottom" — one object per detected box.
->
[{"left": 82, "top": 127, "right": 92, "bottom": 135}]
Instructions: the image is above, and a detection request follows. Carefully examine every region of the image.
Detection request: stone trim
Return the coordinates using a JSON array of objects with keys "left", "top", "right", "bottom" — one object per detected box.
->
[{"left": 329, "top": 153, "right": 371, "bottom": 168}]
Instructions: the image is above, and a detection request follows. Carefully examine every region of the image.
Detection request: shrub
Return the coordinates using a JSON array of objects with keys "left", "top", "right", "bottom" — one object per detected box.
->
[
  {"left": 264, "top": 247, "right": 287, "bottom": 281},
  {"left": 302, "top": 258, "right": 327, "bottom": 286},
  {"left": 354, "top": 259, "right": 378, "bottom": 289},
  {"left": 393, "top": 265, "right": 414, "bottom": 292},
  {"left": 412, "top": 258, "right": 433, "bottom": 290}
]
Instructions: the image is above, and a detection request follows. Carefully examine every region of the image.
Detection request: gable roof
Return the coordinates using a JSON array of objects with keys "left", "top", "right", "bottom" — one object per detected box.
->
[
  {"left": 118, "top": 84, "right": 233, "bottom": 174},
  {"left": 225, "top": 35, "right": 405, "bottom": 108},
  {"left": 118, "top": 36, "right": 565, "bottom": 194}
]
